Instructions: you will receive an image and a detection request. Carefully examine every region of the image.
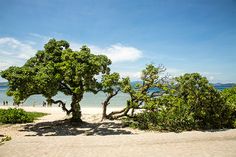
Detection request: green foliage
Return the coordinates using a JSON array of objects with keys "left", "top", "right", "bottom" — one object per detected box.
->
[
  {"left": 1, "top": 39, "right": 111, "bottom": 121},
  {"left": 174, "top": 73, "right": 232, "bottom": 129},
  {"left": 1, "top": 135, "right": 12, "bottom": 143},
  {"left": 0, "top": 108, "right": 47, "bottom": 124},
  {"left": 221, "top": 86, "right": 236, "bottom": 127},
  {"left": 101, "top": 72, "right": 121, "bottom": 93},
  {"left": 124, "top": 64, "right": 168, "bottom": 109},
  {"left": 124, "top": 70, "right": 236, "bottom": 132},
  {"left": 124, "top": 96, "right": 194, "bottom": 132}
]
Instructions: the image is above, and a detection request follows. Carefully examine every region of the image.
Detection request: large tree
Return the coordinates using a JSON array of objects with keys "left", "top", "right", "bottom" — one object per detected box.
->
[{"left": 1, "top": 39, "right": 111, "bottom": 122}]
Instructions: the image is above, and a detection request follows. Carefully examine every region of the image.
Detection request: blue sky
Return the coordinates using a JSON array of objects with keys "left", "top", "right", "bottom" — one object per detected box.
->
[{"left": 0, "top": 0, "right": 235, "bottom": 83}]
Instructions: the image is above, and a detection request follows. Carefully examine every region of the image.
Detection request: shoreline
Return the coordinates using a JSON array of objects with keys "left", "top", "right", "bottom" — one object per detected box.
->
[
  {"left": 0, "top": 106, "right": 124, "bottom": 114},
  {"left": 1, "top": 106, "right": 236, "bottom": 157}
]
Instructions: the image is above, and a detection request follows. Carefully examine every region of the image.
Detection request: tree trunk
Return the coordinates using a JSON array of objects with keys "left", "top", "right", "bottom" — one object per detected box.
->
[
  {"left": 101, "top": 90, "right": 120, "bottom": 121},
  {"left": 102, "top": 102, "right": 108, "bottom": 120},
  {"left": 71, "top": 94, "right": 83, "bottom": 122}
]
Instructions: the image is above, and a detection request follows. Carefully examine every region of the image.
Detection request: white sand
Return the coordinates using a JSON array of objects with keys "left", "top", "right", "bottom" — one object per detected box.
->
[
  {"left": 0, "top": 106, "right": 139, "bottom": 137},
  {"left": 1, "top": 106, "right": 236, "bottom": 157}
]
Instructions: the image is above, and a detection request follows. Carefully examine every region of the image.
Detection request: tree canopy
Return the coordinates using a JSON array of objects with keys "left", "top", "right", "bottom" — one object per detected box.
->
[
  {"left": 1, "top": 39, "right": 235, "bottom": 130},
  {"left": 1, "top": 39, "right": 111, "bottom": 122}
]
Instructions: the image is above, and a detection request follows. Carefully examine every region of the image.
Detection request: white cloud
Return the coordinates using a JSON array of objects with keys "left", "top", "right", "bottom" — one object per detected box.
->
[
  {"left": 0, "top": 37, "right": 36, "bottom": 59},
  {"left": 166, "top": 68, "right": 184, "bottom": 77},
  {"left": 119, "top": 71, "right": 141, "bottom": 80},
  {"left": 0, "top": 61, "right": 11, "bottom": 71},
  {"left": 29, "top": 33, "right": 51, "bottom": 41},
  {"left": 165, "top": 68, "right": 223, "bottom": 82},
  {"left": 70, "top": 43, "right": 142, "bottom": 63}
]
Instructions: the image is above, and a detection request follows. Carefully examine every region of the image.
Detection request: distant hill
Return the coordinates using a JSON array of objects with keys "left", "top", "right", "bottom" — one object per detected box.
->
[
  {"left": 0, "top": 81, "right": 235, "bottom": 90},
  {"left": 212, "top": 83, "right": 236, "bottom": 90},
  {"left": 131, "top": 81, "right": 235, "bottom": 91}
]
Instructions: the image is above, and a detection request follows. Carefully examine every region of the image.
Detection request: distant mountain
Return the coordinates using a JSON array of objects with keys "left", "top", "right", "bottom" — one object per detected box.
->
[
  {"left": 0, "top": 81, "right": 235, "bottom": 91},
  {"left": 212, "top": 83, "right": 236, "bottom": 91},
  {"left": 131, "top": 81, "right": 235, "bottom": 91}
]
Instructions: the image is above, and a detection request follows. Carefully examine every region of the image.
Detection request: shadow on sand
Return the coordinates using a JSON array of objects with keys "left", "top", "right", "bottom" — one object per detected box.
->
[{"left": 19, "top": 119, "right": 133, "bottom": 136}]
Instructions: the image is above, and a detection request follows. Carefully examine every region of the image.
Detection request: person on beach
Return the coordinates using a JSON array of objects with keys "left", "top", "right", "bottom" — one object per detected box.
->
[
  {"left": 6, "top": 101, "right": 8, "bottom": 106},
  {"left": 3, "top": 101, "right": 5, "bottom": 106},
  {"left": 43, "top": 101, "right": 46, "bottom": 107}
]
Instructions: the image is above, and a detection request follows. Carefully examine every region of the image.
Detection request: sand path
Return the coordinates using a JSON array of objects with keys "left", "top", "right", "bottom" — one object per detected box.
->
[{"left": 0, "top": 106, "right": 236, "bottom": 157}]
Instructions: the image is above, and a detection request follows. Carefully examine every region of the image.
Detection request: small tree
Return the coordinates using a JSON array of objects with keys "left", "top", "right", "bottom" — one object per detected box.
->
[
  {"left": 1, "top": 39, "right": 111, "bottom": 122},
  {"left": 221, "top": 86, "right": 236, "bottom": 127},
  {"left": 174, "top": 73, "right": 230, "bottom": 129},
  {"left": 107, "top": 64, "right": 169, "bottom": 119},
  {"left": 101, "top": 72, "right": 121, "bottom": 120}
]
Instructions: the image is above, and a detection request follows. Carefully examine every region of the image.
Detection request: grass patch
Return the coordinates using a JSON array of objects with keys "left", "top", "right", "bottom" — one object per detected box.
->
[{"left": 0, "top": 108, "right": 48, "bottom": 124}]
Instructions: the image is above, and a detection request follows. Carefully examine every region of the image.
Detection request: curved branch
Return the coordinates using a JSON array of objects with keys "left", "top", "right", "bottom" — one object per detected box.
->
[
  {"left": 111, "top": 107, "right": 131, "bottom": 119},
  {"left": 60, "top": 82, "right": 73, "bottom": 94},
  {"left": 107, "top": 108, "right": 126, "bottom": 117},
  {"left": 105, "top": 89, "right": 120, "bottom": 104},
  {"left": 50, "top": 98, "right": 72, "bottom": 115}
]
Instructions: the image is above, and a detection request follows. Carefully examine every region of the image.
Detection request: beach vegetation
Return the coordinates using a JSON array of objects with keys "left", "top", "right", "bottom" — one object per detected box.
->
[
  {"left": 118, "top": 67, "right": 236, "bottom": 131},
  {"left": 107, "top": 64, "right": 170, "bottom": 119},
  {"left": 0, "top": 39, "right": 111, "bottom": 122},
  {"left": 0, "top": 108, "right": 47, "bottom": 124},
  {"left": 1, "top": 39, "right": 235, "bottom": 130},
  {"left": 221, "top": 86, "right": 236, "bottom": 127},
  {"left": 101, "top": 72, "right": 122, "bottom": 120}
]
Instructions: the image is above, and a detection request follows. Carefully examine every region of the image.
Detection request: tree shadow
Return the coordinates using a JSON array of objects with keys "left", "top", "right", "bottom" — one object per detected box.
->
[
  {"left": 200, "top": 128, "right": 231, "bottom": 133},
  {"left": 19, "top": 119, "right": 133, "bottom": 136}
]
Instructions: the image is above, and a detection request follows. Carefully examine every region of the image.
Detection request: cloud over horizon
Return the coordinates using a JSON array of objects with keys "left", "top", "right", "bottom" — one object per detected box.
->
[
  {"left": 0, "top": 37, "right": 36, "bottom": 60},
  {"left": 0, "top": 36, "right": 144, "bottom": 81},
  {"left": 70, "top": 42, "right": 142, "bottom": 63}
]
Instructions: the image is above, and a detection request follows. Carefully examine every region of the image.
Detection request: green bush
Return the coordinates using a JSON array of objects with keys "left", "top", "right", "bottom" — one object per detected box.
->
[
  {"left": 221, "top": 86, "right": 236, "bottom": 127},
  {"left": 125, "top": 96, "right": 195, "bottom": 132},
  {"left": 123, "top": 73, "right": 236, "bottom": 132},
  {"left": 0, "top": 108, "right": 47, "bottom": 124},
  {"left": 175, "top": 73, "right": 233, "bottom": 129}
]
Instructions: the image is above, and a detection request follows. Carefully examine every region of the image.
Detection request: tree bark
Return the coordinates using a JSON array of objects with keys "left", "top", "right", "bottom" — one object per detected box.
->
[
  {"left": 49, "top": 99, "right": 71, "bottom": 115},
  {"left": 101, "top": 90, "right": 120, "bottom": 121},
  {"left": 102, "top": 102, "right": 109, "bottom": 120},
  {"left": 71, "top": 94, "right": 83, "bottom": 122}
]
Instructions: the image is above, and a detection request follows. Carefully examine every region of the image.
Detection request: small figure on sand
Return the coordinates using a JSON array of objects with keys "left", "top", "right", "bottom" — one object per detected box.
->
[
  {"left": 3, "top": 101, "right": 5, "bottom": 106},
  {"left": 13, "top": 101, "right": 19, "bottom": 107},
  {"left": 43, "top": 101, "right": 46, "bottom": 107},
  {"left": 6, "top": 101, "right": 8, "bottom": 106}
]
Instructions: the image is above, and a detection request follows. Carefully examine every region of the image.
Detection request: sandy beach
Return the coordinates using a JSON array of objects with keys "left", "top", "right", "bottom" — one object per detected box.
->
[
  {"left": 0, "top": 106, "right": 141, "bottom": 137},
  {"left": 0, "top": 106, "right": 236, "bottom": 157}
]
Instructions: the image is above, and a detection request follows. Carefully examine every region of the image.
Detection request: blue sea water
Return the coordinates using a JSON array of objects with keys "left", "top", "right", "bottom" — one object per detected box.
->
[
  {"left": 0, "top": 84, "right": 233, "bottom": 107},
  {"left": 0, "top": 86, "right": 129, "bottom": 107}
]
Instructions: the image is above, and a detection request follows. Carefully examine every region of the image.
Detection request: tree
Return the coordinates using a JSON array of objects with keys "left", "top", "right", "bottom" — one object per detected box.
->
[
  {"left": 1, "top": 39, "right": 111, "bottom": 122},
  {"left": 100, "top": 72, "right": 121, "bottom": 120},
  {"left": 107, "top": 64, "right": 169, "bottom": 119},
  {"left": 174, "top": 73, "right": 230, "bottom": 129},
  {"left": 221, "top": 86, "right": 236, "bottom": 127}
]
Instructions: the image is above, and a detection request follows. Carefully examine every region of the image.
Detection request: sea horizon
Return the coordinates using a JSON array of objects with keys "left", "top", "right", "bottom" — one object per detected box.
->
[{"left": 0, "top": 83, "right": 235, "bottom": 107}]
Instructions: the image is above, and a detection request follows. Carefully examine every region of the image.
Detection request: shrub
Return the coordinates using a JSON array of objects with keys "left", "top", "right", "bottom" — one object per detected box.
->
[
  {"left": 125, "top": 96, "right": 195, "bottom": 132},
  {"left": 124, "top": 73, "right": 236, "bottom": 132},
  {"left": 1, "top": 135, "right": 12, "bottom": 143},
  {"left": 0, "top": 108, "right": 47, "bottom": 124},
  {"left": 221, "top": 86, "right": 236, "bottom": 127},
  {"left": 175, "top": 73, "right": 232, "bottom": 129}
]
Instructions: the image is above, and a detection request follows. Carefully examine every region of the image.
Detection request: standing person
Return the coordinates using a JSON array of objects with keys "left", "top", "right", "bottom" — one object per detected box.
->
[
  {"left": 42, "top": 101, "right": 46, "bottom": 107},
  {"left": 6, "top": 101, "right": 8, "bottom": 106},
  {"left": 3, "top": 101, "right": 5, "bottom": 106}
]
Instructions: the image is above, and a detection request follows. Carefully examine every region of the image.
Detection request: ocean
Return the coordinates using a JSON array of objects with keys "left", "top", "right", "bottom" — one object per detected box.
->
[
  {"left": 0, "top": 86, "right": 129, "bottom": 107},
  {"left": 0, "top": 84, "right": 234, "bottom": 107}
]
